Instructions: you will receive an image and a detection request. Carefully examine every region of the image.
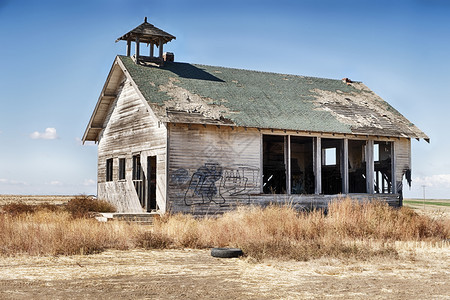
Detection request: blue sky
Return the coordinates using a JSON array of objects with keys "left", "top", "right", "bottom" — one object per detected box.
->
[{"left": 0, "top": 0, "right": 449, "bottom": 198}]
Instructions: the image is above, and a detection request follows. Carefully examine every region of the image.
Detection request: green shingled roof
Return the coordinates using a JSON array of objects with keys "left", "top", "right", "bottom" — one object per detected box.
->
[{"left": 118, "top": 55, "right": 428, "bottom": 139}]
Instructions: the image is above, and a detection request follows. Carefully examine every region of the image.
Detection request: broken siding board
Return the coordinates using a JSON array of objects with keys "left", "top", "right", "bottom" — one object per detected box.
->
[{"left": 98, "top": 76, "right": 167, "bottom": 213}]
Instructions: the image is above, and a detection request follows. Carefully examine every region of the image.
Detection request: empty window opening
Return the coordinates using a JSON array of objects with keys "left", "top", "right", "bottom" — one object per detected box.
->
[
  {"left": 323, "top": 148, "right": 337, "bottom": 166},
  {"left": 348, "top": 140, "right": 367, "bottom": 193},
  {"left": 321, "top": 139, "right": 342, "bottom": 195},
  {"left": 374, "top": 141, "right": 393, "bottom": 194},
  {"left": 106, "top": 158, "right": 113, "bottom": 182},
  {"left": 263, "top": 135, "right": 286, "bottom": 194},
  {"left": 118, "top": 158, "right": 126, "bottom": 180},
  {"left": 290, "top": 136, "right": 315, "bottom": 194},
  {"left": 374, "top": 143, "right": 380, "bottom": 162}
]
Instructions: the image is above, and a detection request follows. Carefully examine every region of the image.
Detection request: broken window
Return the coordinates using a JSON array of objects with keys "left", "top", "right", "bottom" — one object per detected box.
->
[
  {"left": 374, "top": 141, "right": 393, "bottom": 193},
  {"left": 263, "top": 135, "right": 286, "bottom": 194},
  {"left": 290, "top": 136, "right": 315, "bottom": 194},
  {"left": 321, "top": 139, "right": 342, "bottom": 195},
  {"left": 348, "top": 140, "right": 367, "bottom": 193},
  {"left": 106, "top": 158, "right": 113, "bottom": 182},
  {"left": 118, "top": 158, "right": 126, "bottom": 180}
]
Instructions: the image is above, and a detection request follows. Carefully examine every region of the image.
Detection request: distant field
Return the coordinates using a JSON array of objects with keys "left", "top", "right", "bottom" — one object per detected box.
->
[
  {"left": 0, "top": 195, "right": 74, "bottom": 206},
  {"left": 403, "top": 199, "right": 450, "bottom": 207}
]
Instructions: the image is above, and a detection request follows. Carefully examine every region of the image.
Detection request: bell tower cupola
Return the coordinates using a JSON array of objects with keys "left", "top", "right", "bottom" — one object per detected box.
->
[{"left": 116, "top": 17, "right": 176, "bottom": 65}]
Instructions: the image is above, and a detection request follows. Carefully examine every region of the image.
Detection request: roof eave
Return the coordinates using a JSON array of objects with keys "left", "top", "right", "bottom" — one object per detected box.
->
[{"left": 82, "top": 57, "right": 124, "bottom": 143}]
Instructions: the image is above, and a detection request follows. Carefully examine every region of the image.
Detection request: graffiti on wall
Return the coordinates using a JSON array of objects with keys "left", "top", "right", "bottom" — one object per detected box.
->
[
  {"left": 185, "top": 163, "right": 224, "bottom": 205},
  {"left": 170, "top": 168, "right": 190, "bottom": 185},
  {"left": 170, "top": 163, "right": 260, "bottom": 206}
]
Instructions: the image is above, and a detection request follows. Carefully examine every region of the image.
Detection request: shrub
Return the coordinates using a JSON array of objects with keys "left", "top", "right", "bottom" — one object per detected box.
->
[
  {"left": 65, "top": 195, "right": 116, "bottom": 218},
  {"left": 0, "top": 211, "right": 135, "bottom": 256},
  {"left": 1, "top": 203, "right": 36, "bottom": 216},
  {"left": 134, "top": 231, "right": 173, "bottom": 249}
]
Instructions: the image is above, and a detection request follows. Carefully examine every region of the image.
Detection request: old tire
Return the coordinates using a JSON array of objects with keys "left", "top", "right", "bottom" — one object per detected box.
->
[{"left": 211, "top": 248, "right": 243, "bottom": 258}]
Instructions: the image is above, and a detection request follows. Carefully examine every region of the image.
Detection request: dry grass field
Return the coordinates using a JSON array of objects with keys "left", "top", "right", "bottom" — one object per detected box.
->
[
  {"left": 404, "top": 198, "right": 450, "bottom": 219},
  {"left": 0, "top": 195, "right": 449, "bottom": 299},
  {"left": 0, "top": 195, "right": 73, "bottom": 206}
]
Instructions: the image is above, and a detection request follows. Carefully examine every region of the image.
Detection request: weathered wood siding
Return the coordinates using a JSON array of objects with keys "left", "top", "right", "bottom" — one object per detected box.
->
[
  {"left": 167, "top": 125, "right": 404, "bottom": 214},
  {"left": 394, "top": 138, "right": 411, "bottom": 195},
  {"left": 97, "top": 77, "right": 167, "bottom": 212},
  {"left": 167, "top": 124, "right": 261, "bottom": 214}
]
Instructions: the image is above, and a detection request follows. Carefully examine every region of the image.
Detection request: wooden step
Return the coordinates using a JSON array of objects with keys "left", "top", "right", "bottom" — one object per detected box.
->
[{"left": 96, "top": 212, "right": 160, "bottom": 225}]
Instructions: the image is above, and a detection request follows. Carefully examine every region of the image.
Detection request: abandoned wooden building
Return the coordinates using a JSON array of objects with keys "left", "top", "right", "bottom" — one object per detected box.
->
[{"left": 82, "top": 19, "right": 429, "bottom": 214}]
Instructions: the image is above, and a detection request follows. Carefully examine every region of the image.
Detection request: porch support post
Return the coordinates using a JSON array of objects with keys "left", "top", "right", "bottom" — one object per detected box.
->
[
  {"left": 286, "top": 135, "right": 291, "bottom": 195},
  {"left": 343, "top": 138, "right": 349, "bottom": 194},
  {"left": 260, "top": 133, "right": 264, "bottom": 194},
  {"left": 314, "top": 137, "right": 322, "bottom": 194},
  {"left": 366, "top": 140, "right": 374, "bottom": 194}
]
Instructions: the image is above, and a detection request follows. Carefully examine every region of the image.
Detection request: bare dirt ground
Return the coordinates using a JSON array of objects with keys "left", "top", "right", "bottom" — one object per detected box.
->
[{"left": 0, "top": 244, "right": 449, "bottom": 299}]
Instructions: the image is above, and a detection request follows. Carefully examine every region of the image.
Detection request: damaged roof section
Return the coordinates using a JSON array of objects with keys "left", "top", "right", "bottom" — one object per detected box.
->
[{"left": 113, "top": 56, "right": 429, "bottom": 140}]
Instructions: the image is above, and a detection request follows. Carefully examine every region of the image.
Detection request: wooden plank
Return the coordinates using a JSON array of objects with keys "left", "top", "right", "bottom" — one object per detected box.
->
[
  {"left": 136, "top": 37, "right": 140, "bottom": 59},
  {"left": 286, "top": 135, "right": 291, "bottom": 195},
  {"left": 126, "top": 39, "right": 131, "bottom": 56},
  {"left": 342, "top": 138, "right": 349, "bottom": 194},
  {"left": 366, "top": 140, "right": 374, "bottom": 194},
  {"left": 314, "top": 137, "right": 322, "bottom": 194},
  {"left": 159, "top": 38, "right": 163, "bottom": 59}
]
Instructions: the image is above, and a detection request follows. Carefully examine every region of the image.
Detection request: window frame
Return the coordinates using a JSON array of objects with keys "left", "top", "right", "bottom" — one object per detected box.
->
[
  {"left": 118, "top": 157, "right": 126, "bottom": 181},
  {"left": 106, "top": 158, "right": 113, "bottom": 182}
]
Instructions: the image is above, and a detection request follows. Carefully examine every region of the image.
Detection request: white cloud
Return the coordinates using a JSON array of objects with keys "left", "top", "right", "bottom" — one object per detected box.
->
[
  {"left": 0, "top": 178, "right": 28, "bottom": 186},
  {"left": 48, "top": 180, "right": 63, "bottom": 186},
  {"left": 413, "top": 174, "right": 450, "bottom": 189},
  {"left": 30, "top": 128, "right": 58, "bottom": 140},
  {"left": 83, "top": 179, "right": 96, "bottom": 186}
]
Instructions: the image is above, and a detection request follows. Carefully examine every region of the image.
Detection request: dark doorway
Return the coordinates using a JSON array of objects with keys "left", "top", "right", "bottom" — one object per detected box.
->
[{"left": 147, "top": 156, "right": 157, "bottom": 211}]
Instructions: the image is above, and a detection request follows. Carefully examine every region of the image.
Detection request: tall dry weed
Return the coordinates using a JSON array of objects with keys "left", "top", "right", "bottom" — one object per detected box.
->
[
  {"left": 0, "top": 211, "right": 139, "bottom": 256},
  {"left": 0, "top": 197, "right": 448, "bottom": 260},
  {"left": 149, "top": 198, "right": 448, "bottom": 260}
]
